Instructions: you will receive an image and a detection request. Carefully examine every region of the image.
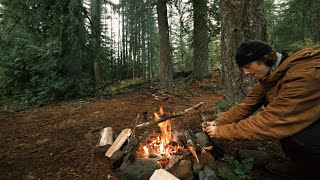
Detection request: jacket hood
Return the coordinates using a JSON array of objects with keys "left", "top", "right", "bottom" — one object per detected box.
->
[{"left": 260, "top": 48, "right": 320, "bottom": 87}]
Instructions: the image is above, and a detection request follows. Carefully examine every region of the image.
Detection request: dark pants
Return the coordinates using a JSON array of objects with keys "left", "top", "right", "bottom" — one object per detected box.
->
[{"left": 281, "top": 120, "right": 320, "bottom": 177}]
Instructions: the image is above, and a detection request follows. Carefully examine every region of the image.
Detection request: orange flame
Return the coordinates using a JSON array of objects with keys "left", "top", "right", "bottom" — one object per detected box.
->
[
  {"left": 143, "top": 146, "right": 149, "bottom": 156},
  {"left": 154, "top": 107, "right": 173, "bottom": 158},
  {"left": 137, "top": 106, "right": 181, "bottom": 164},
  {"left": 159, "top": 106, "right": 164, "bottom": 115}
]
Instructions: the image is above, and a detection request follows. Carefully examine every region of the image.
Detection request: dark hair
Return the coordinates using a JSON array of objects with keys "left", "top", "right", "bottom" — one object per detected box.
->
[{"left": 256, "top": 50, "right": 277, "bottom": 67}]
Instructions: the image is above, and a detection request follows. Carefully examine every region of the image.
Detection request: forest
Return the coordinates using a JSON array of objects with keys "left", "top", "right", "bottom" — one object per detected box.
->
[
  {"left": 1, "top": 0, "right": 319, "bottom": 108},
  {"left": 0, "top": 0, "right": 320, "bottom": 179}
]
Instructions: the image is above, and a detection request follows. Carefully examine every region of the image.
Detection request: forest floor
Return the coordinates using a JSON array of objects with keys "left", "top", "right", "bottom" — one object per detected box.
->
[{"left": 0, "top": 74, "right": 292, "bottom": 180}]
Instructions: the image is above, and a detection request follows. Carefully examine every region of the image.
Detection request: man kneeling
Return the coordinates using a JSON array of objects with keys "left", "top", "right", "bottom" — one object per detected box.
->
[{"left": 203, "top": 40, "right": 320, "bottom": 178}]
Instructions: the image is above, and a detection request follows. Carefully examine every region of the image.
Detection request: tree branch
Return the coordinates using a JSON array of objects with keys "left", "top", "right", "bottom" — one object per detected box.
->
[{"left": 136, "top": 102, "right": 204, "bottom": 128}]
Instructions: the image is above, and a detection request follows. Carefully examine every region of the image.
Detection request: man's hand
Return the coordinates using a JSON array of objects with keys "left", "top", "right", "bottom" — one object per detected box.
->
[
  {"left": 205, "top": 125, "right": 218, "bottom": 138},
  {"left": 201, "top": 121, "right": 217, "bottom": 132}
]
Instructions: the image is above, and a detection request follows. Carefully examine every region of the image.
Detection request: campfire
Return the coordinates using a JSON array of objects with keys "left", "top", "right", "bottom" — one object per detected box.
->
[
  {"left": 101, "top": 101, "right": 221, "bottom": 179},
  {"left": 136, "top": 106, "right": 185, "bottom": 167}
]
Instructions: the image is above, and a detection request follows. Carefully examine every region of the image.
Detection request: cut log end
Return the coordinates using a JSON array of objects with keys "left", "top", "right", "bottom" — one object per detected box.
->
[{"left": 99, "top": 127, "right": 114, "bottom": 146}]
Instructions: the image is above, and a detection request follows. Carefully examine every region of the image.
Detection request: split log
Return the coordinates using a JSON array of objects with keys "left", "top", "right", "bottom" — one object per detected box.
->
[
  {"left": 99, "top": 127, "right": 114, "bottom": 146},
  {"left": 136, "top": 102, "right": 204, "bottom": 128},
  {"left": 184, "top": 130, "right": 201, "bottom": 163},
  {"left": 132, "top": 114, "right": 140, "bottom": 137},
  {"left": 105, "top": 128, "right": 132, "bottom": 157}
]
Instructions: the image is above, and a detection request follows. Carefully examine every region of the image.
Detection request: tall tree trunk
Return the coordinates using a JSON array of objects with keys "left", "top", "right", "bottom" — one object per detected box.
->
[
  {"left": 141, "top": 5, "right": 147, "bottom": 79},
  {"left": 122, "top": 5, "right": 127, "bottom": 80},
  {"left": 128, "top": 23, "right": 133, "bottom": 79},
  {"left": 220, "top": 0, "right": 267, "bottom": 104},
  {"left": 60, "top": 0, "right": 84, "bottom": 77},
  {"left": 91, "top": 0, "right": 102, "bottom": 85},
  {"left": 157, "top": 0, "right": 173, "bottom": 88},
  {"left": 137, "top": 5, "right": 142, "bottom": 78},
  {"left": 311, "top": 0, "right": 320, "bottom": 42},
  {"left": 174, "top": 0, "right": 186, "bottom": 70},
  {"left": 118, "top": 8, "right": 121, "bottom": 80},
  {"left": 147, "top": 7, "right": 152, "bottom": 79},
  {"left": 137, "top": 7, "right": 141, "bottom": 78},
  {"left": 60, "top": 0, "right": 73, "bottom": 77},
  {"left": 192, "top": 0, "right": 209, "bottom": 79}
]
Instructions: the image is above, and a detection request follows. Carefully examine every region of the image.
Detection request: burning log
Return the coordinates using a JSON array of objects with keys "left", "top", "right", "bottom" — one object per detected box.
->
[
  {"left": 163, "top": 150, "right": 192, "bottom": 171},
  {"left": 105, "top": 128, "right": 132, "bottom": 157},
  {"left": 125, "top": 129, "right": 152, "bottom": 163},
  {"left": 136, "top": 102, "right": 204, "bottom": 128}
]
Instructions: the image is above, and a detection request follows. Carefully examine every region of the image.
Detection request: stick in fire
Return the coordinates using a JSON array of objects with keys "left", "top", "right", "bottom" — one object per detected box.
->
[{"left": 135, "top": 102, "right": 204, "bottom": 128}]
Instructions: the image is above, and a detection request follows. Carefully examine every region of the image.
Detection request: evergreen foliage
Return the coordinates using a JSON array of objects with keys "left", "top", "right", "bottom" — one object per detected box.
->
[
  {"left": 266, "top": 0, "right": 319, "bottom": 50},
  {"left": 0, "top": 0, "right": 318, "bottom": 108},
  {"left": 0, "top": 0, "right": 92, "bottom": 108}
]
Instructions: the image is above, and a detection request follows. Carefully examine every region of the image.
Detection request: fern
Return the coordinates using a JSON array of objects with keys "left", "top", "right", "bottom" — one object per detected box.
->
[{"left": 218, "top": 156, "right": 254, "bottom": 180}]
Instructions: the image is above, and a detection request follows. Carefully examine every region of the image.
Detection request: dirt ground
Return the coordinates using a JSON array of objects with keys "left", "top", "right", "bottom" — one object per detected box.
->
[{"left": 0, "top": 78, "right": 288, "bottom": 180}]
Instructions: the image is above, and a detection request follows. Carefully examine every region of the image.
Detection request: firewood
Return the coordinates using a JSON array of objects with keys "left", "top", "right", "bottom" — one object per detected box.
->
[
  {"left": 99, "top": 127, "right": 113, "bottom": 146},
  {"left": 124, "top": 130, "right": 151, "bottom": 163},
  {"left": 164, "top": 151, "right": 191, "bottom": 171},
  {"left": 105, "top": 128, "right": 132, "bottom": 157},
  {"left": 189, "top": 146, "right": 199, "bottom": 163},
  {"left": 136, "top": 102, "right": 204, "bottom": 128},
  {"left": 184, "top": 130, "right": 201, "bottom": 163},
  {"left": 164, "top": 155, "right": 184, "bottom": 171},
  {"left": 132, "top": 114, "right": 140, "bottom": 137}
]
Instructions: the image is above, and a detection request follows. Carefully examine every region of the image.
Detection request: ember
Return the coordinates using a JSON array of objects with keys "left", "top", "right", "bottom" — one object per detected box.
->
[{"left": 136, "top": 106, "right": 184, "bottom": 167}]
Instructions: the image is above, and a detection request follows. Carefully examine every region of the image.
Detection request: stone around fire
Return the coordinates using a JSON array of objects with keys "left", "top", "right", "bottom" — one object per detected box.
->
[{"left": 120, "top": 158, "right": 161, "bottom": 180}]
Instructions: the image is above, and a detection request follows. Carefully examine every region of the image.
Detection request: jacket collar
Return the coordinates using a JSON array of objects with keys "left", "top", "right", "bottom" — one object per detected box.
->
[
  {"left": 270, "top": 53, "right": 283, "bottom": 74},
  {"left": 259, "top": 48, "right": 320, "bottom": 88}
]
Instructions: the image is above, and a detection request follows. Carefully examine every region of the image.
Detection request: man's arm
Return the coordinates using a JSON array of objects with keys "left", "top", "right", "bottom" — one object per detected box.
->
[
  {"left": 214, "top": 72, "right": 320, "bottom": 140},
  {"left": 214, "top": 82, "right": 265, "bottom": 126}
]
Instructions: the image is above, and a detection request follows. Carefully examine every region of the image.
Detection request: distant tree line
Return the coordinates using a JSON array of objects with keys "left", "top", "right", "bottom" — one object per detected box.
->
[{"left": 0, "top": 0, "right": 319, "bottom": 107}]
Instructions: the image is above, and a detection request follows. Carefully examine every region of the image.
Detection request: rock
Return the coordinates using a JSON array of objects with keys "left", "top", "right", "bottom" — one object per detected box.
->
[
  {"left": 169, "top": 159, "right": 193, "bottom": 179},
  {"left": 195, "top": 132, "right": 212, "bottom": 147},
  {"left": 199, "top": 170, "right": 206, "bottom": 180},
  {"left": 203, "top": 166, "right": 218, "bottom": 178},
  {"left": 120, "top": 158, "right": 161, "bottom": 180},
  {"left": 236, "top": 149, "right": 271, "bottom": 168},
  {"left": 109, "top": 150, "right": 126, "bottom": 169},
  {"left": 193, "top": 152, "right": 216, "bottom": 174},
  {"left": 210, "top": 140, "right": 225, "bottom": 159},
  {"left": 193, "top": 160, "right": 204, "bottom": 175},
  {"left": 199, "top": 166, "right": 219, "bottom": 180},
  {"left": 150, "top": 169, "right": 179, "bottom": 180}
]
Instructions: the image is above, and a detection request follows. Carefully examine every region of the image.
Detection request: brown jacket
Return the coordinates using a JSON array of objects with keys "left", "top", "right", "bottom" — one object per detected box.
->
[{"left": 214, "top": 48, "right": 320, "bottom": 140}]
